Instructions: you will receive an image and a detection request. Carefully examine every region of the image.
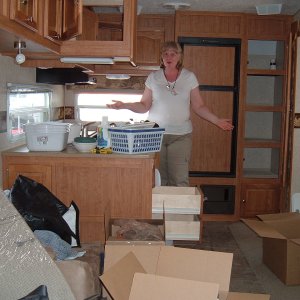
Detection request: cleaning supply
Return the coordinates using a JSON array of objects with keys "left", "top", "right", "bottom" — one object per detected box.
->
[{"left": 97, "top": 116, "right": 110, "bottom": 148}]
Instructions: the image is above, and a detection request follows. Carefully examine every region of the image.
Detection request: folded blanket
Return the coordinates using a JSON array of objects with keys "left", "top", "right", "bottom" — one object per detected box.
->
[{"left": 34, "top": 230, "right": 85, "bottom": 261}]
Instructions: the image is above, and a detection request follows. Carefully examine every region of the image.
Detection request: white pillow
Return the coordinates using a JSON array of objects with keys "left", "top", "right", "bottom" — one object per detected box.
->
[{"left": 63, "top": 201, "right": 81, "bottom": 247}]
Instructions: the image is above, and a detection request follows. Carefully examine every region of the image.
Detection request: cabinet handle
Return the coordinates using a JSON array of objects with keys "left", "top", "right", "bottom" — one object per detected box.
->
[
  {"left": 242, "top": 199, "right": 246, "bottom": 203},
  {"left": 51, "top": 34, "right": 61, "bottom": 40},
  {"left": 20, "top": 0, "right": 28, "bottom": 5},
  {"left": 25, "top": 16, "right": 33, "bottom": 22}
]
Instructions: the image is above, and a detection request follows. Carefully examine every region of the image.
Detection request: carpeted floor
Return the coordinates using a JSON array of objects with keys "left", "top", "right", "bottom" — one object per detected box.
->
[{"left": 174, "top": 221, "right": 300, "bottom": 300}]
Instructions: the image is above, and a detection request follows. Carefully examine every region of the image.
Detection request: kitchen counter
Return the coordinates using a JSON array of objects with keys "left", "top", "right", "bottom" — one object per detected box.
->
[
  {"left": 2, "top": 144, "right": 155, "bottom": 159},
  {"left": 2, "top": 145, "right": 156, "bottom": 243}
]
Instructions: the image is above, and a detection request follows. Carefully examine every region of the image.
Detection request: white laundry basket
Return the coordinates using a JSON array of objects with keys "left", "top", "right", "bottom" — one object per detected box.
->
[
  {"left": 291, "top": 193, "right": 300, "bottom": 212},
  {"left": 108, "top": 127, "right": 165, "bottom": 154}
]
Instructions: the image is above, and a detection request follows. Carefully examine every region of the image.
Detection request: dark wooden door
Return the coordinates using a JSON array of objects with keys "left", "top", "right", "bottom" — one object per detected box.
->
[{"left": 179, "top": 37, "right": 240, "bottom": 176}]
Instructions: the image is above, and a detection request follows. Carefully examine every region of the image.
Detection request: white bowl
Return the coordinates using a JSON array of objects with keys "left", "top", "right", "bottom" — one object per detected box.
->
[{"left": 73, "top": 141, "right": 97, "bottom": 153}]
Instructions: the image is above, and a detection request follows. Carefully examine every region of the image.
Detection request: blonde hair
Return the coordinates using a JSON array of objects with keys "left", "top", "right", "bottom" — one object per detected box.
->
[{"left": 160, "top": 41, "right": 184, "bottom": 70}]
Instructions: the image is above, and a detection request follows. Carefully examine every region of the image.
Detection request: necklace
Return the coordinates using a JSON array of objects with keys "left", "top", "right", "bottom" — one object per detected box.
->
[{"left": 164, "top": 70, "right": 178, "bottom": 96}]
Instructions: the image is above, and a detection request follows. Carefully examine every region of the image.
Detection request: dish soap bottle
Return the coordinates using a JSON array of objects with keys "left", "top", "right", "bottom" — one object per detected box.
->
[{"left": 97, "top": 116, "right": 110, "bottom": 148}]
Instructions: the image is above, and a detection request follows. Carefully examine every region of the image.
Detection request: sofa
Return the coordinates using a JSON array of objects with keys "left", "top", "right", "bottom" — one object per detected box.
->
[{"left": 0, "top": 189, "right": 102, "bottom": 300}]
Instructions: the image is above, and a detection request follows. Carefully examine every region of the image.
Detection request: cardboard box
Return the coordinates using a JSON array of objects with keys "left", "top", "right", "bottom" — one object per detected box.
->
[
  {"left": 152, "top": 186, "right": 203, "bottom": 241},
  {"left": 242, "top": 212, "right": 300, "bottom": 285},
  {"left": 105, "top": 218, "right": 165, "bottom": 245},
  {"left": 100, "top": 245, "right": 270, "bottom": 300}
]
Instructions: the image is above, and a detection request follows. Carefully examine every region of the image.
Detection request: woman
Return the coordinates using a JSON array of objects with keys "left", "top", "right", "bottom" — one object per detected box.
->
[{"left": 107, "top": 41, "right": 233, "bottom": 186}]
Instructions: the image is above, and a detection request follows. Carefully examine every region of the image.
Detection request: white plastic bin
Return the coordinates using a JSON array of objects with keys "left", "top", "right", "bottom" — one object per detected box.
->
[{"left": 25, "top": 122, "right": 70, "bottom": 151}]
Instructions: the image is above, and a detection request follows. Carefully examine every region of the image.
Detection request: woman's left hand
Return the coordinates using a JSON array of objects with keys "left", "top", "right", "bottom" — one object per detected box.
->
[{"left": 216, "top": 119, "right": 234, "bottom": 131}]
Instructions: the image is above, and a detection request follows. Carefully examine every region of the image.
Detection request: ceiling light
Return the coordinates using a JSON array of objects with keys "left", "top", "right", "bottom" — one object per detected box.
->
[
  {"left": 256, "top": 4, "right": 282, "bottom": 15},
  {"left": 14, "top": 41, "right": 26, "bottom": 65},
  {"left": 163, "top": 2, "right": 191, "bottom": 10},
  {"left": 105, "top": 74, "right": 131, "bottom": 80},
  {"left": 60, "top": 57, "right": 114, "bottom": 64}
]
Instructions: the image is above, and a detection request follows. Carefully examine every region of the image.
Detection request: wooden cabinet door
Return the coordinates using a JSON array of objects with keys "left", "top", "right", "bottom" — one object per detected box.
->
[
  {"left": 10, "top": 0, "right": 41, "bottom": 32},
  {"left": 240, "top": 183, "right": 280, "bottom": 217},
  {"left": 6, "top": 164, "right": 52, "bottom": 191},
  {"left": 61, "top": 0, "right": 82, "bottom": 40},
  {"left": 136, "top": 30, "right": 164, "bottom": 65},
  {"left": 53, "top": 156, "right": 154, "bottom": 243},
  {"left": 44, "top": 0, "right": 62, "bottom": 41},
  {"left": 0, "top": 1, "right": 9, "bottom": 17},
  {"left": 44, "top": 0, "right": 81, "bottom": 41},
  {"left": 136, "top": 14, "right": 174, "bottom": 66}
]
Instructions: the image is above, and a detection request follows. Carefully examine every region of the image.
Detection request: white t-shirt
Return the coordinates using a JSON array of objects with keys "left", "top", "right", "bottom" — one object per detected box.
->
[{"left": 145, "top": 68, "right": 199, "bottom": 135}]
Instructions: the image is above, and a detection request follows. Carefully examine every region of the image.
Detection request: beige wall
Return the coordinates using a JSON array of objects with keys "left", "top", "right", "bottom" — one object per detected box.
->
[
  {"left": 291, "top": 37, "right": 300, "bottom": 197},
  {"left": 0, "top": 55, "right": 64, "bottom": 188}
]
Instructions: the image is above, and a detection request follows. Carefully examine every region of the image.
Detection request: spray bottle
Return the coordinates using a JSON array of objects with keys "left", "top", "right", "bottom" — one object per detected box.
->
[{"left": 97, "top": 116, "right": 110, "bottom": 148}]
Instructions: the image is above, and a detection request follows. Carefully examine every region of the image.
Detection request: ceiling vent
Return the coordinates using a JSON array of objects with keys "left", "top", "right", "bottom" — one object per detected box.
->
[{"left": 255, "top": 4, "right": 282, "bottom": 15}]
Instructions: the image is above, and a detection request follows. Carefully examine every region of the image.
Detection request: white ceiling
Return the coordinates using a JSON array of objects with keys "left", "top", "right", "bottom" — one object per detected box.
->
[{"left": 137, "top": 0, "right": 300, "bottom": 15}]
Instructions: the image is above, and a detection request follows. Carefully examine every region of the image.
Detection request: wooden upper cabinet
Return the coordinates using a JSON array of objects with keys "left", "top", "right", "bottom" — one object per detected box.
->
[
  {"left": 60, "top": 0, "right": 137, "bottom": 60},
  {"left": 10, "top": 0, "right": 43, "bottom": 33},
  {"left": 44, "top": 0, "right": 82, "bottom": 42},
  {"left": 78, "top": 6, "right": 98, "bottom": 40},
  {"left": 62, "top": 0, "right": 82, "bottom": 40},
  {"left": 44, "top": 0, "right": 62, "bottom": 41},
  {"left": 0, "top": 1, "right": 9, "bottom": 17},
  {"left": 97, "top": 13, "right": 124, "bottom": 41},
  {"left": 246, "top": 15, "right": 292, "bottom": 39},
  {"left": 175, "top": 11, "right": 244, "bottom": 38},
  {"left": 136, "top": 30, "right": 164, "bottom": 65},
  {"left": 135, "top": 14, "right": 174, "bottom": 66}
]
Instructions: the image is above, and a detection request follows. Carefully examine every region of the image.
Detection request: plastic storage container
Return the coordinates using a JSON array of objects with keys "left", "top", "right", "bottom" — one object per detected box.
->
[
  {"left": 67, "top": 122, "right": 82, "bottom": 144},
  {"left": 108, "top": 127, "right": 165, "bottom": 154},
  {"left": 25, "top": 122, "right": 70, "bottom": 151}
]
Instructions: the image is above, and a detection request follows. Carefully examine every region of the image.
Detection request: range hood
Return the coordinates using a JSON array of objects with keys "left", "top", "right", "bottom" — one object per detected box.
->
[{"left": 36, "top": 67, "right": 96, "bottom": 85}]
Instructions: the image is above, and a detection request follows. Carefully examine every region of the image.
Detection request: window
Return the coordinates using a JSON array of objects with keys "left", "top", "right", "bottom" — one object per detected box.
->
[
  {"left": 75, "top": 91, "right": 148, "bottom": 123},
  {"left": 7, "top": 83, "right": 51, "bottom": 142}
]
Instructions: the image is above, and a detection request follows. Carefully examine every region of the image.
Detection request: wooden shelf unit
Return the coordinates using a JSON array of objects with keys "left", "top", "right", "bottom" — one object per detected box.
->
[{"left": 240, "top": 14, "right": 292, "bottom": 217}]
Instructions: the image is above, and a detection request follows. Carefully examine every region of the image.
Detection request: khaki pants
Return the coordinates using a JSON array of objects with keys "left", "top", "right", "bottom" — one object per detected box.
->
[{"left": 159, "top": 133, "right": 192, "bottom": 186}]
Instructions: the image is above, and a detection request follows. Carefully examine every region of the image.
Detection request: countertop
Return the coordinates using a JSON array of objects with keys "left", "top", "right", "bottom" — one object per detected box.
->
[{"left": 1, "top": 144, "right": 156, "bottom": 159}]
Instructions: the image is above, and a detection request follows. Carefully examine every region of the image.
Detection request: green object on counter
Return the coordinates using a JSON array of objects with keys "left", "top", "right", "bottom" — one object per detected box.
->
[{"left": 74, "top": 137, "right": 96, "bottom": 143}]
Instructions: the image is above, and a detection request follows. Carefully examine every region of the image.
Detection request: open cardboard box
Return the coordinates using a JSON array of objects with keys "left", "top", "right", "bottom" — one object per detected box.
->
[
  {"left": 100, "top": 245, "right": 270, "bottom": 300},
  {"left": 105, "top": 218, "right": 166, "bottom": 245},
  {"left": 242, "top": 212, "right": 300, "bottom": 285}
]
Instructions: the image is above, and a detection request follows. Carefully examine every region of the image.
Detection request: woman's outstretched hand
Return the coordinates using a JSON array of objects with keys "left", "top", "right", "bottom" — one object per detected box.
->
[
  {"left": 106, "top": 100, "right": 125, "bottom": 109},
  {"left": 216, "top": 119, "right": 234, "bottom": 131}
]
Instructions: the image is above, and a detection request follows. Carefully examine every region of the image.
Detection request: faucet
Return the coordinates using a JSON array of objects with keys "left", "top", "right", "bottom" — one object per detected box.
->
[{"left": 81, "top": 122, "right": 97, "bottom": 137}]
